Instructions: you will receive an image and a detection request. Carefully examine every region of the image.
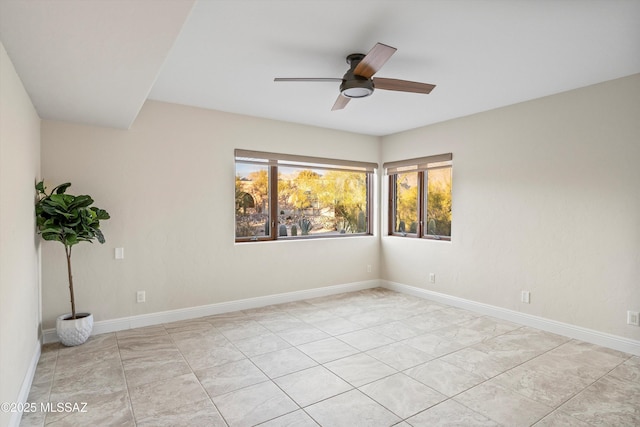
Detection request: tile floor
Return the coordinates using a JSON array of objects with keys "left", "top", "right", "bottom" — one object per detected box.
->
[{"left": 20, "top": 288, "right": 640, "bottom": 426}]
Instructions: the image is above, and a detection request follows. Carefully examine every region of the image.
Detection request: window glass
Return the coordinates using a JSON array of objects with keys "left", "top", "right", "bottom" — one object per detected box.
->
[
  {"left": 277, "top": 167, "right": 368, "bottom": 237},
  {"left": 425, "top": 166, "right": 452, "bottom": 239},
  {"left": 394, "top": 172, "right": 419, "bottom": 235},
  {"left": 235, "top": 163, "right": 270, "bottom": 240}
]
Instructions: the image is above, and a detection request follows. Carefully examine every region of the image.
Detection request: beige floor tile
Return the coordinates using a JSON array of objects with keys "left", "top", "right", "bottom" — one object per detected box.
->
[
  {"left": 256, "top": 314, "right": 307, "bottom": 332},
  {"left": 297, "top": 337, "right": 359, "bottom": 364},
  {"left": 163, "top": 319, "right": 216, "bottom": 335},
  {"left": 232, "top": 332, "right": 291, "bottom": 357},
  {"left": 122, "top": 351, "right": 192, "bottom": 387},
  {"left": 325, "top": 353, "right": 396, "bottom": 387},
  {"left": 115, "top": 325, "right": 167, "bottom": 340},
  {"left": 559, "top": 374, "right": 640, "bottom": 426},
  {"left": 219, "top": 321, "right": 271, "bottom": 342},
  {"left": 545, "top": 339, "right": 632, "bottom": 378},
  {"left": 250, "top": 346, "right": 317, "bottom": 378},
  {"left": 274, "top": 365, "right": 352, "bottom": 407},
  {"left": 344, "top": 308, "right": 402, "bottom": 327},
  {"left": 176, "top": 336, "right": 246, "bottom": 370},
  {"left": 406, "top": 399, "right": 499, "bottom": 426},
  {"left": 431, "top": 316, "right": 519, "bottom": 345},
  {"left": 366, "top": 342, "right": 434, "bottom": 370},
  {"left": 135, "top": 397, "right": 226, "bottom": 427},
  {"left": 405, "top": 359, "right": 485, "bottom": 397},
  {"left": 50, "top": 359, "right": 126, "bottom": 402},
  {"left": 196, "top": 358, "right": 268, "bottom": 397},
  {"left": 493, "top": 359, "right": 595, "bottom": 407},
  {"left": 369, "top": 320, "right": 424, "bottom": 340},
  {"left": 454, "top": 380, "right": 553, "bottom": 427},
  {"left": 212, "top": 381, "right": 298, "bottom": 427},
  {"left": 473, "top": 327, "right": 569, "bottom": 366},
  {"left": 335, "top": 328, "right": 395, "bottom": 351},
  {"left": 305, "top": 389, "right": 400, "bottom": 427},
  {"left": 56, "top": 333, "right": 118, "bottom": 357},
  {"left": 607, "top": 355, "right": 640, "bottom": 384},
  {"left": 257, "top": 409, "right": 319, "bottom": 426},
  {"left": 276, "top": 324, "right": 331, "bottom": 346},
  {"left": 117, "top": 334, "right": 178, "bottom": 361},
  {"left": 401, "top": 312, "right": 455, "bottom": 333},
  {"left": 310, "top": 317, "right": 363, "bottom": 335},
  {"left": 403, "top": 332, "right": 467, "bottom": 357},
  {"left": 359, "top": 373, "right": 446, "bottom": 418},
  {"left": 533, "top": 410, "right": 594, "bottom": 427},
  {"left": 44, "top": 389, "right": 134, "bottom": 426},
  {"left": 440, "top": 346, "right": 525, "bottom": 379},
  {"left": 129, "top": 373, "right": 209, "bottom": 421}
]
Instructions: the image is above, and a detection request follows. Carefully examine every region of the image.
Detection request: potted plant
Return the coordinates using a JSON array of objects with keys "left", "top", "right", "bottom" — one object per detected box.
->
[{"left": 35, "top": 181, "right": 110, "bottom": 346}]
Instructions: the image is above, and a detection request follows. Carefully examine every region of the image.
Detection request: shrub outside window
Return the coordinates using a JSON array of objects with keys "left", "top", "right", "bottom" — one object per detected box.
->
[
  {"left": 235, "top": 150, "right": 376, "bottom": 242},
  {"left": 385, "top": 153, "right": 452, "bottom": 240}
]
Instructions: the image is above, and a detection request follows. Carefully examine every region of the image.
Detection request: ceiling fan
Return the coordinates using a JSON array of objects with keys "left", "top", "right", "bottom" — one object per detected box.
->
[{"left": 274, "top": 42, "right": 436, "bottom": 111}]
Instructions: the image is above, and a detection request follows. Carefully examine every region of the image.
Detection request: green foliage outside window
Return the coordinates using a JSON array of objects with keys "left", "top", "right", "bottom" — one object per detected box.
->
[{"left": 236, "top": 165, "right": 369, "bottom": 239}]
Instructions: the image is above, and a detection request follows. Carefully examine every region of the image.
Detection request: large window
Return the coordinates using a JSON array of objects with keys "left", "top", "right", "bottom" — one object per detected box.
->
[
  {"left": 385, "top": 153, "right": 452, "bottom": 240},
  {"left": 235, "top": 150, "right": 376, "bottom": 242}
]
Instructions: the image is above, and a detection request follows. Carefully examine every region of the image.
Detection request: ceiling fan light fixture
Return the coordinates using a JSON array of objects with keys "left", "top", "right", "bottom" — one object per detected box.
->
[{"left": 340, "top": 78, "right": 374, "bottom": 98}]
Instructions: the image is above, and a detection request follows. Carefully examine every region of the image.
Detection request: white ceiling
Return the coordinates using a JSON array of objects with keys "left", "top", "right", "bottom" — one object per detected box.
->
[{"left": 1, "top": 0, "right": 639, "bottom": 136}]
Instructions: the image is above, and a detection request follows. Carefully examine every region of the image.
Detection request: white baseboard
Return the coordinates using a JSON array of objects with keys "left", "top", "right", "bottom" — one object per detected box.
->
[
  {"left": 383, "top": 280, "right": 640, "bottom": 356},
  {"left": 43, "top": 280, "right": 381, "bottom": 344},
  {"left": 9, "top": 338, "right": 41, "bottom": 427},
  {"left": 42, "top": 278, "right": 640, "bottom": 356}
]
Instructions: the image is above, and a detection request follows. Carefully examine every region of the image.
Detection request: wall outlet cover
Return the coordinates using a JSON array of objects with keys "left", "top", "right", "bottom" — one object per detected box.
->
[{"left": 627, "top": 311, "right": 640, "bottom": 326}]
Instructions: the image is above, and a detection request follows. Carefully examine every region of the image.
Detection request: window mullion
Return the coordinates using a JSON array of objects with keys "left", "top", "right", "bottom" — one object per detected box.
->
[
  {"left": 269, "top": 165, "right": 278, "bottom": 240},
  {"left": 418, "top": 171, "right": 425, "bottom": 238},
  {"left": 388, "top": 175, "right": 395, "bottom": 235}
]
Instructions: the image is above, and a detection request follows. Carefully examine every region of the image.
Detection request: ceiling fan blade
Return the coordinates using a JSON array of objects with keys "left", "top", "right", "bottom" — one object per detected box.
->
[
  {"left": 373, "top": 77, "right": 436, "bottom": 94},
  {"left": 331, "top": 94, "right": 351, "bottom": 111},
  {"left": 274, "top": 78, "right": 342, "bottom": 82},
  {"left": 353, "top": 43, "right": 397, "bottom": 78}
]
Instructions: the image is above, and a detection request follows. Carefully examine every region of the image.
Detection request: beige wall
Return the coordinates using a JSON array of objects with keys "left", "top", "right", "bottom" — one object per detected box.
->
[
  {"left": 40, "top": 101, "right": 380, "bottom": 329},
  {"left": 381, "top": 74, "right": 640, "bottom": 340},
  {"left": 0, "top": 42, "right": 41, "bottom": 426}
]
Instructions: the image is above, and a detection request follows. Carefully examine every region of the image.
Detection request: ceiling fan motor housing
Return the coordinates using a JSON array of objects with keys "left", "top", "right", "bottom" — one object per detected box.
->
[{"left": 341, "top": 53, "right": 374, "bottom": 98}]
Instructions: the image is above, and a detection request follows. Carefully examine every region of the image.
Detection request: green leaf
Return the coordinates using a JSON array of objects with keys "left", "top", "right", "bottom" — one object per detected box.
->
[
  {"left": 94, "top": 228, "right": 105, "bottom": 244},
  {"left": 92, "top": 207, "right": 111, "bottom": 220},
  {"left": 69, "top": 195, "right": 94, "bottom": 209},
  {"left": 53, "top": 182, "right": 72, "bottom": 195}
]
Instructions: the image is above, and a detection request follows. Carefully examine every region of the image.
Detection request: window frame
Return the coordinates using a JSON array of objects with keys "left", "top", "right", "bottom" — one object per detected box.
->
[
  {"left": 235, "top": 149, "right": 376, "bottom": 243},
  {"left": 385, "top": 153, "right": 452, "bottom": 241}
]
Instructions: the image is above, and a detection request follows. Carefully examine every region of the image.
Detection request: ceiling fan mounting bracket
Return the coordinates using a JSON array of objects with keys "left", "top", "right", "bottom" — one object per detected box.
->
[{"left": 346, "top": 53, "right": 366, "bottom": 65}]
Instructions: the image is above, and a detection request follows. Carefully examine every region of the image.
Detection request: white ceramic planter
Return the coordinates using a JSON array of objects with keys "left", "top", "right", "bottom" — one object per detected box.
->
[{"left": 56, "top": 313, "right": 93, "bottom": 346}]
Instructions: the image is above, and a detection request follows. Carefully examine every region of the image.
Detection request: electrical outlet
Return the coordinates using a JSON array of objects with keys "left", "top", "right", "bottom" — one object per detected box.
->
[
  {"left": 136, "top": 291, "right": 146, "bottom": 303},
  {"left": 521, "top": 291, "right": 531, "bottom": 304},
  {"left": 429, "top": 273, "right": 435, "bottom": 283},
  {"left": 627, "top": 311, "right": 640, "bottom": 326},
  {"left": 367, "top": 264, "right": 372, "bottom": 273}
]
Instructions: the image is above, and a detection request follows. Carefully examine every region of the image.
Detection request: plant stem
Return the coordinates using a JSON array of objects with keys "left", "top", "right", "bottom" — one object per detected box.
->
[{"left": 65, "top": 245, "right": 76, "bottom": 319}]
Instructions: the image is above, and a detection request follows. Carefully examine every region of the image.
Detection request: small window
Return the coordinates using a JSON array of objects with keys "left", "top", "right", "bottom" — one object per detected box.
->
[
  {"left": 235, "top": 150, "right": 376, "bottom": 242},
  {"left": 386, "top": 153, "right": 452, "bottom": 241}
]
